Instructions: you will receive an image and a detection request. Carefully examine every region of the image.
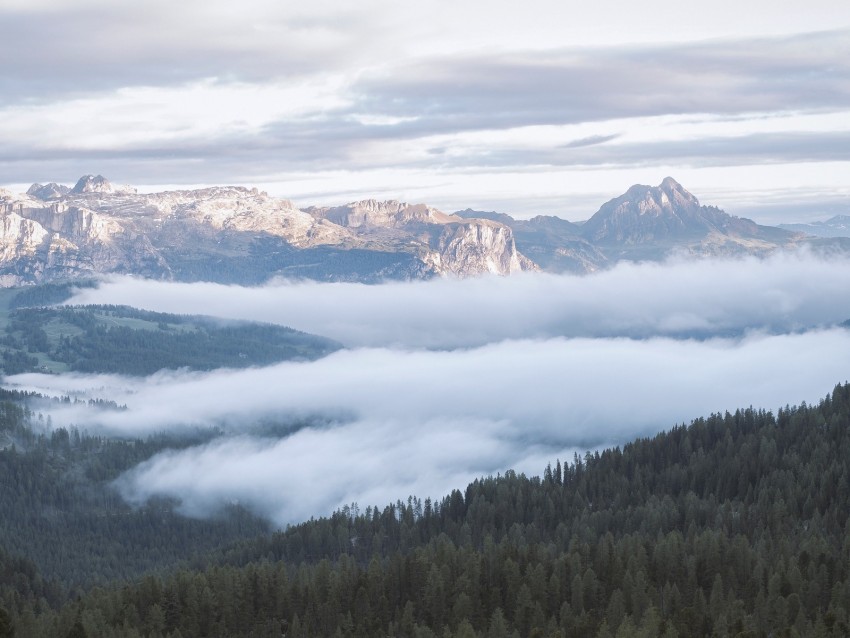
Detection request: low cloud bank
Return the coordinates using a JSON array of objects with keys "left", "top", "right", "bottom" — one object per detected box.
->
[
  {"left": 8, "top": 329, "right": 850, "bottom": 524},
  {"left": 68, "top": 251, "right": 850, "bottom": 348},
  {"left": 115, "top": 418, "right": 574, "bottom": 526}
]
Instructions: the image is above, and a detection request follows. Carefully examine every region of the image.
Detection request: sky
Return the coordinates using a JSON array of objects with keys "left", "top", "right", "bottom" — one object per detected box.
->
[
  {"left": 2, "top": 0, "right": 850, "bottom": 223},
  {"left": 6, "top": 252, "right": 850, "bottom": 525}
]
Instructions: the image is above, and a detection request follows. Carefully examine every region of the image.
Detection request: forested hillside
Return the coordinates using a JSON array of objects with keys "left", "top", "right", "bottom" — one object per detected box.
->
[
  {"left": 0, "top": 391, "right": 270, "bottom": 591},
  {"left": 0, "top": 284, "right": 339, "bottom": 375},
  {"left": 1, "top": 385, "right": 849, "bottom": 636}
]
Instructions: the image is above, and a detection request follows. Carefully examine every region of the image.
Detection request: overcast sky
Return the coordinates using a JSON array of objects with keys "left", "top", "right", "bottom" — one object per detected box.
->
[{"left": 1, "top": 0, "right": 849, "bottom": 222}]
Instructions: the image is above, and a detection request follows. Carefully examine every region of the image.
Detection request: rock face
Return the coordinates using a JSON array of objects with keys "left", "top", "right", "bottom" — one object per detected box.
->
[
  {"left": 0, "top": 180, "right": 534, "bottom": 286},
  {"left": 0, "top": 195, "right": 167, "bottom": 287},
  {"left": 455, "top": 210, "right": 607, "bottom": 273},
  {"left": 27, "top": 183, "right": 71, "bottom": 200},
  {"left": 309, "top": 200, "right": 533, "bottom": 276}
]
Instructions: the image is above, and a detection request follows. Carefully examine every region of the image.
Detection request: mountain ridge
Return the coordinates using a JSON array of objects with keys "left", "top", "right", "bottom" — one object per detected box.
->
[
  {"left": 457, "top": 177, "right": 804, "bottom": 270},
  {"left": 0, "top": 176, "right": 816, "bottom": 285},
  {"left": 3, "top": 183, "right": 533, "bottom": 285}
]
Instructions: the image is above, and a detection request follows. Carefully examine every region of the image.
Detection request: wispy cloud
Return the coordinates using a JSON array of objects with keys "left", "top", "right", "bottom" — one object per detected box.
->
[{"left": 351, "top": 32, "right": 850, "bottom": 135}]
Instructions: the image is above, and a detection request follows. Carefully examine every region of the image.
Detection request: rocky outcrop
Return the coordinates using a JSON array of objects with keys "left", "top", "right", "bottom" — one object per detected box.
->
[
  {"left": 70, "top": 174, "right": 137, "bottom": 196},
  {"left": 27, "top": 182, "right": 71, "bottom": 200},
  {"left": 310, "top": 200, "right": 534, "bottom": 276},
  {"left": 456, "top": 210, "right": 608, "bottom": 274},
  {"left": 310, "top": 200, "right": 454, "bottom": 229},
  {"left": 428, "top": 219, "right": 533, "bottom": 276},
  {"left": 0, "top": 194, "right": 170, "bottom": 286}
]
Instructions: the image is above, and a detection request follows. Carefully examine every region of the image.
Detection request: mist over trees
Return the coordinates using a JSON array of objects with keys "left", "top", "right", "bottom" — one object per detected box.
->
[{"left": 0, "top": 384, "right": 848, "bottom": 636}]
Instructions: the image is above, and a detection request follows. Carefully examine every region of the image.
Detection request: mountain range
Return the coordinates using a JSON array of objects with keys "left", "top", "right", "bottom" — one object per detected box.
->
[{"left": 0, "top": 174, "right": 834, "bottom": 285}]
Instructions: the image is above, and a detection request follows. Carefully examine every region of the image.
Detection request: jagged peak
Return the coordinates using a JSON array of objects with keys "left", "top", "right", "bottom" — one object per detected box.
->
[
  {"left": 345, "top": 199, "right": 407, "bottom": 211},
  {"left": 660, "top": 176, "right": 683, "bottom": 191},
  {"left": 71, "top": 175, "right": 137, "bottom": 196},
  {"left": 27, "top": 182, "right": 71, "bottom": 200},
  {"left": 658, "top": 176, "right": 699, "bottom": 205},
  {"left": 614, "top": 178, "right": 699, "bottom": 210},
  {"left": 72, "top": 174, "right": 112, "bottom": 194}
]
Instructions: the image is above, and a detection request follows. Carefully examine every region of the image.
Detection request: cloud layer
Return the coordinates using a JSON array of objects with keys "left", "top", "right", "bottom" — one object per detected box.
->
[
  {"left": 8, "top": 251, "right": 850, "bottom": 526},
  {"left": 69, "top": 251, "right": 850, "bottom": 349},
  {"left": 13, "top": 328, "right": 850, "bottom": 436},
  {"left": 9, "top": 328, "right": 850, "bottom": 525}
]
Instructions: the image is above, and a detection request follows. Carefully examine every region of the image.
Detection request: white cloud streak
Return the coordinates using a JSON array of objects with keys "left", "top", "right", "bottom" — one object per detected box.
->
[{"left": 68, "top": 251, "right": 850, "bottom": 349}]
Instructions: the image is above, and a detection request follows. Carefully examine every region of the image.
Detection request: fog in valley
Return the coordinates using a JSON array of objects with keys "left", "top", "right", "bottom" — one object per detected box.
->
[
  {"left": 68, "top": 251, "right": 850, "bottom": 348},
  {"left": 6, "top": 251, "right": 850, "bottom": 526}
]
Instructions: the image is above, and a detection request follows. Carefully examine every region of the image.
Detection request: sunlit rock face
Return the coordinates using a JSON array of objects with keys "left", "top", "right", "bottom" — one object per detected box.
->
[{"left": 309, "top": 199, "right": 535, "bottom": 277}]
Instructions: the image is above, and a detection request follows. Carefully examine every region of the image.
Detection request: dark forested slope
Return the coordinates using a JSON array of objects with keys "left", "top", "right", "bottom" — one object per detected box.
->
[
  {"left": 0, "top": 302, "right": 339, "bottom": 376},
  {"left": 1, "top": 385, "right": 849, "bottom": 637},
  {"left": 0, "top": 393, "right": 270, "bottom": 594}
]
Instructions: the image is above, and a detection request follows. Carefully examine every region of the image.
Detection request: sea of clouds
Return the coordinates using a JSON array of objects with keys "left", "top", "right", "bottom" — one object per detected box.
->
[{"left": 5, "top": 251, "right": 849, "bottom": 525}]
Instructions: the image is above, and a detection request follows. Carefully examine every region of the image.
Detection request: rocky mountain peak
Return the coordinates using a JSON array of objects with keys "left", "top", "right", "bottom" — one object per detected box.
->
[
  {"left": 27, "top": 182, "right": 71, "bottom": 200},
  {"left": 660, "top": 176, "right": 684, "bottom": 192},
  {"left": 580, "top": 177, "right": 786, "bottom": 248},
  {"left": 72, "top": 175, "right": 113, "bottom": 194},
  {"left": 658, "top": 176, "right": 699, "bottom": 207},
  {"left": 312, "top": 199, "right": 453, "bottom": 228},
  {"left": 70, "top": 175, "right": 137, "bottom": 196}
]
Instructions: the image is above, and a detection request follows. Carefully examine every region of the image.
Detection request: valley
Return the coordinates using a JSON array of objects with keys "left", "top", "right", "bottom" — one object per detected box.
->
[{"left": 0, "top": 180, "right": 848, "bottom": 638}]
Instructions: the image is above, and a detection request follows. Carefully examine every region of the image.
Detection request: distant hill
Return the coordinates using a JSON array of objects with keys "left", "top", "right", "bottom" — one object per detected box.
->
[
  {"left": 581, "top": 177, "right": 796, "bottom": 252},
  {"left": 779, "top": 214, "right": 850, "bottom": 238},
  {"left": 0, "top": 286, "right": 339, "bottom": 376}
]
